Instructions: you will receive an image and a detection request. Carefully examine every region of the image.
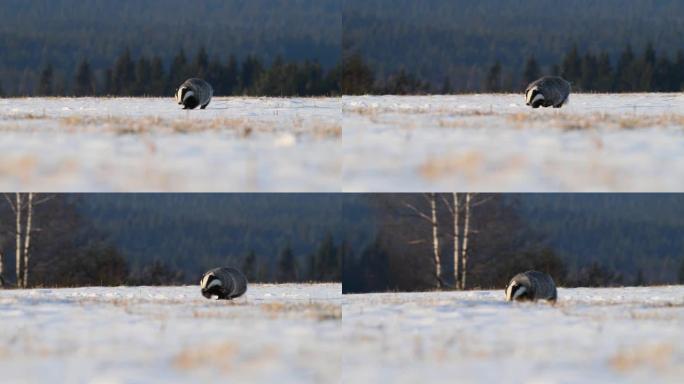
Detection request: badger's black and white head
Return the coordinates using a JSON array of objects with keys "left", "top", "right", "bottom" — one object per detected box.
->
[
  {"left": 525, "top": 86, "right": 545, "bottom": 108},
  {"left": 505, "top": 281, "right": 530, "bottom": 301},
  {"left": 175, "top": 86, "right": 199, "bottom": 110},
  {"left": 200, "top": 272, "right": 223, "bottom": 299}
]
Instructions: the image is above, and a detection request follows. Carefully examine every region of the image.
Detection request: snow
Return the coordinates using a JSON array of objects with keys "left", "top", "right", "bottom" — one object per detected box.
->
[
  {"left": 6, "top": 94, "right": 683, "bottom": 192},
  {"left": 343, "top": 94, "right": 684, "bottom": 191},
  {"left": 342, "top": 286, "right": 684, "bottom": 383},
  {"left": 0, "top": 284, "right": 341, "bottom": 384},
  {"left": 0, "top": 97, "right": 340, "bottom": 192}
]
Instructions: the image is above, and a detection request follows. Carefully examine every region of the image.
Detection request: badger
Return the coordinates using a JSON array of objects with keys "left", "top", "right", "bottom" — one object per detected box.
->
[
  {"left": 505, "top": 270, "right": 557, "bottom": 302},
  {"left": 525, "top": 76, "right": 571, "bottom": 109},
  {"left": 175, "top": 78, "right": 213, "bottom": 110},
  {"left": 200, "top": 267, "right": 248, "bottom": 300},
  {"left": 0, "top": 275, "right": 4, "bottom": 288}
]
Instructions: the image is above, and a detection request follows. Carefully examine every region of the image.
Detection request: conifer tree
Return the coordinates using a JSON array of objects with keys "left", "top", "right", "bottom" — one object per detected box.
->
[
  {"left": 522, "top": 56, "right": 541, "bottom": 85},
  {"left": 134, "top": 56, "right": 152, "bottom": 95},
  {"left": 485, "top": 61, "right": 502, "bottom": 92},
  {"left": 193, "top": 47, "right": 209, "bottom": 78},
  {"left": 37, "top": 63, "right": 54, "bottom": 96},
  {"left": 561, "top": 44, "right": 582, "bottom": 84},
  {"left": 113, "top": 48, "right": 135, "bottom": 95},
  {"left": 277, "top": 245, "right": 297, "bottom": 282},
  {"left": 74, "top": 59, "right": 94, "bottom": 96},
  {"left": 149, "top": 56, "right": 166, "bottom": 96},
  {"left": 242, "top": 250, "right": 257, "bottom": 282},
  {"left": 169, "top": 48, "right": 189, "bottom": 89}
]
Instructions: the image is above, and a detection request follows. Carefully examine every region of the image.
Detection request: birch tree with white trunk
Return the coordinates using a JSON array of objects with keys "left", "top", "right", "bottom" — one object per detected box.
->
[
  {"left": 441, "top": 193, "right": 461, "bottom": 289},
  {"left": 11, "top": 193, "right": 23, "bottom": 287},
  {"left": 4, "top": 193, "right": 51, "bottom": 288},
  {"left": 461, "top": 193, "right": 471, "bottom": 290},
  {"left": 23, "top": 193, "right": 33, "bottom": 287},
  {"left": 402, "top": 193, "right": 444, "bottom": 287},
  {"left": 443, "top": 193, "right": 494, "bottom": 290}
]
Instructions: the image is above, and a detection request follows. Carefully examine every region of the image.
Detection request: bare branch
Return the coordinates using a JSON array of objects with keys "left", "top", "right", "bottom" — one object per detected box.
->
[
  {"left": 4, "top": 193, "right": 16, "bottom": 213},
  {"left": 440, "top": 194, "right": 455, "bottom": 215},
  {"left": 401, "top": 202, "right": 433, "bottom": 222},
  {"left": 33, "top": 194, "right": 56, "bottom": 206},
  {"left": 471, "top": 195, "right": 494, "bottom": 208}
]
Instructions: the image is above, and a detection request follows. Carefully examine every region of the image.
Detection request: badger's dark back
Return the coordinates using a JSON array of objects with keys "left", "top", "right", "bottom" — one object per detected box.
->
[
  {"left": 200, "top": 267, "right": 247, "bottom": 300},
  {"left": 505, "top": 270, "right": 557, "bottom": 302}
]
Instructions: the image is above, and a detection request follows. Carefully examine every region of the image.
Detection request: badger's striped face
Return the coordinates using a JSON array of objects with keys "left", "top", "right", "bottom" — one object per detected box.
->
[
  {"left": 201, "top": 273, "right": 223, "bottom": 298},
  {"left": 176, "top": 86, "right": 195, "bottom": 105},
  {"left": 201, "top": 273, "right": 222, "bottom": 289},
  {"left": 526, "top": 87, "right": 545, "bottom": 108},
  {"left": 505, "top": 282, "right": 528, "bottom": 301}
]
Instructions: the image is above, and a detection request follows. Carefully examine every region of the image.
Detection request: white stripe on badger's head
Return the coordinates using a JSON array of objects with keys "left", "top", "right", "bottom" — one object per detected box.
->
[
  {"left": 525, "top": 87, "right": 535, "bottom": 104},
  {"left": 176, "top": 87, "right": 186, "bottom": 104},
  {"left": 526, "top": 86, "right": 544, "bottom": 105},
  {"left": 505, "top": 282, "right": 517, "bottom": 300},
  {"left": 200, "top": 273, "right": 213, "bottom": 289},
  {"left": 506, "top": 282, "right": 528, "bottom": 301}
]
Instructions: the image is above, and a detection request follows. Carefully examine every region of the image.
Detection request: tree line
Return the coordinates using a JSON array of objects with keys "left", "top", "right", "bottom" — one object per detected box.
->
[
  {"left": 486, "top": 43, "right": 684, "bottom": 93},
  {"left": 343, "top": 0, "right": 684, "bottom": 91},
  {"left": 343, "top": 194, "right": 684, "bottom": 293},
  {"left": 26, "top": 47, "right": 340, "bottom": 98},
  {"left": 128, "top": 235, "right": 342, "bottom": 286},
  {"left": 0, "top": 0, "right": 340, "bottom": 95},
  {"left": 343, "top": 43, "right": 684, "bottom": 94},
  {"left": 0, "top": 194, "right": 341, "bottom": 288}
]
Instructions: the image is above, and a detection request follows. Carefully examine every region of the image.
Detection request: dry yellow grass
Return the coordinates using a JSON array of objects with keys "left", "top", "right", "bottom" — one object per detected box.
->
[
  {"left": 345, "top": 104, "right": 497, "bottom": 117},
  {"left": 609, "top": 343, "right": 674, "bottom": 372},
  {"left": 173, "top": 342, "right": 239, "bottom": 371},
  {"left": 0, "top": 113, "right": 340, "bottom": 139},
  {"left": 508, "top": 112, "right": 684, "bottom": 130},
  {"left": 419, "top": 151, "right": 527, "bottom": 181}
]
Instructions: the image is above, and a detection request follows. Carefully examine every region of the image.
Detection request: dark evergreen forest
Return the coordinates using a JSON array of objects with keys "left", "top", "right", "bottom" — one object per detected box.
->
[
  {"left": 0, "top": 0, "right": 340, "bottom": 96},
  {"left": 0, "top": 194, "right": 343, "bottom": 287},
  {"left": 343, "top": 194, "right": 684, "bottom": 293},
  {"left": 2, "top": 194, "right": 684, "bottom": 289},
  {"left": 343, "top": 0, "right": 684, "bottom": 94}
]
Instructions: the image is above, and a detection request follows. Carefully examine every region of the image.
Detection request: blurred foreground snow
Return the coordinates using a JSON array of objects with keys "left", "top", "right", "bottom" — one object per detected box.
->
[
  {"left": 0, "top": 97, "right": 340, "bottom": 191},
  {"left": 343, "top": 94, "right": 684, "bottom": 191},
  {"left": 343, "top": 286, "right": 684, "bottom": 383},
  {"left": 0, "top": 284, "right": 341, "bottom": 384}
]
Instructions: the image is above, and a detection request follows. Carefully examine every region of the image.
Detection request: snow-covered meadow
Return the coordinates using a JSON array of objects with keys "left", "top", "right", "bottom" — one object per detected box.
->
[
  {"left": 342, "top": 286, "right": 684, "bottom": 383},
  {"left": 0, "top": 284, "right": 341, "bottom": 384},
  {"left": 0, "top": 97, "right": 340, "bottom": 191},
  {"left": 343, "top": 94, "right": 684, "bottom": 191}
]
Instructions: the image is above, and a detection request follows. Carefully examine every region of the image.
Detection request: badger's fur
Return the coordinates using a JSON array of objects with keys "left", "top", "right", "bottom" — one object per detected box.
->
[
  {"left": 505, "top": 270, "right": 557, "bottom": 302},
  {"left": 175, "top": 78, "right": 213, "bottom": 110},
  {"left": 0, "top": 275, "right": 4, "bottom": 288},
  {"left": 525, "top": 76, "right": 571, "bottom": 109},
  {"left": 200, "top": 267, "right": 247, "bottom": 300}
]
